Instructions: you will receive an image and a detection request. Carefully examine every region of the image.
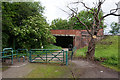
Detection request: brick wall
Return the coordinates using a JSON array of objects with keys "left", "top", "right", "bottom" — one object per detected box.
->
[
  {"left": 50, "top": 30, "right": 81, "bottom": 36},
  {"left": 80, "top": 29, "right": 104, "bottom": 48}
]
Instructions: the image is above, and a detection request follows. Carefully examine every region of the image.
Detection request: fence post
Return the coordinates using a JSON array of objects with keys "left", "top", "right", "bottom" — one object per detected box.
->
[
  {"left": 11, "top": 50, "right": 13, "bottom": 64},
  {"left": 16, "top": 50, "right": 18, "bottom": 59},
  {"left": 26, "top": 49, "right": 28, "bottom": 60},
  {"left": 63, "top": 50, "right": 64, "bottom": 64},
  {"left": 66, "top": 51, "right": 68, "bottom": 66},
  {"left": 46, "top": 50, "right": 47, "bottom": 63},
  {"left": 29, "top": 51, "right": 32, "bottom": 62},
  {"left": 71, "top": 51, "right": 73, "bottom": 61}
]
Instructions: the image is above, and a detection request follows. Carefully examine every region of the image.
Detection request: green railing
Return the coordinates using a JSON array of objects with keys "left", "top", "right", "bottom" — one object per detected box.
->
[
  {"left": 1, "top": 48, "right": 28, "bottom": 64},
  {"left": 16, "top": 49, "right": 28, "bottom": 62},
  {"left": 0, "top": 48, "right": 14, "bottom": 64},
  {"left": 29, "top": 49, "right": 68, "bottom": 65}
]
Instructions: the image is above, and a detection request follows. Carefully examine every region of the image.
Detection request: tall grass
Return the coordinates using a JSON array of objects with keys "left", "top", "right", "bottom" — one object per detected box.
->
[
  {"left": 75, "top": 46, "right": 87, "bottom": 57},
  {"left": 75, "top": 36, "right": 119, "bottom": 71}
]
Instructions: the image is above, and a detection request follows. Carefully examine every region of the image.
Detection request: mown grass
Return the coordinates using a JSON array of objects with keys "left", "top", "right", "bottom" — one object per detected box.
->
[
  {"left": 75, "top": 36, "right": 119, "bottom": 71},
  {"left": 24, "top": 63, "right": 70, "bottom": 78}
]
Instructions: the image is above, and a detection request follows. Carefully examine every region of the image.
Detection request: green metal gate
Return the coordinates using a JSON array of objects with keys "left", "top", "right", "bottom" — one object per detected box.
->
[{"left": 29, "top": 49, "right": 68, "bottom": 65}]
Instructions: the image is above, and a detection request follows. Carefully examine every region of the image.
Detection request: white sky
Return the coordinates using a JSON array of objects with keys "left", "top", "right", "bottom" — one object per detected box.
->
[{"left": 36, "top": 0, "right": 120, "bottom": 34}]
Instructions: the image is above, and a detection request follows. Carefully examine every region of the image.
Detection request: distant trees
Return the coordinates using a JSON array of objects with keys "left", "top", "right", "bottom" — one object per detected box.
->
[
  {"left": 109, "top": 22, "right": 120, "bottom": 35},
  {"left": 51, "top": 10, "right": 106, "bottom": 30},
  {"left": 2, "top": 2, "right": 55, "bottom": 49},
  {"left": 50, "top": 18, "right": 69, "bottom": 30}
]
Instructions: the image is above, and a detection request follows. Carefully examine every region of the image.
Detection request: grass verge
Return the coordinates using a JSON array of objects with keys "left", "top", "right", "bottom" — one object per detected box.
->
[
  {"left": 75, "top": 36, "right": 119, "bottom": 71},
  {"left": 24, "top": 63, "right": 70, "bottom": 78}
]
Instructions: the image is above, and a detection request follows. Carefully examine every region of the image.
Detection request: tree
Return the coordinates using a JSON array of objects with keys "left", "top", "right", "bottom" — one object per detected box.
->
[
  {"left": 14, "top": 15, "right": 56, "bottom": 49},
  {"left": 51, "top": 10, "right": 106, "bottom": 30},
  {"left": 69, "top": 9, "right": 106, "bottom": 30},
  {"left": 65, "top": 0, "right": 120, "bottom": 60},
  {"left": 2, "top": 2, "right": 55, "bottom": 49},
  {"left": 50, "top": 18, "right": 70, "bottom": 30},
  {"left": 109, "top": 22, "right": 120, "bottom": 35}
]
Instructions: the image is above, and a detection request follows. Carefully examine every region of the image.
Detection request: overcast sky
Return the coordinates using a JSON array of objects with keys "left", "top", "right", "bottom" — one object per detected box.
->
[{"left": 36, "top": 0, "right": 120, "bottom": 34}]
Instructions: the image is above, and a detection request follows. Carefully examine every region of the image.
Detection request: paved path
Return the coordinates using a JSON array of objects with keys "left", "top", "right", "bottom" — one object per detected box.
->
[
  {"left": 70, "top": 60, "right": 119, "bottom": 78},
  {"left": 1, "top": 60, "right": 119, "bottom": 78},
  {"left": 2, "top": 61, "right": 35, "bottom": 78}
]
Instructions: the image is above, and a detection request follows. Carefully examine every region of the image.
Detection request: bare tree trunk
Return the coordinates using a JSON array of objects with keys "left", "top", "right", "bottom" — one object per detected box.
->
[
  {"left": 86, "top": 38, "right": 96, "bottom": 60},
  {"left": 65, "top": 0, "right": 120, "bottom": 61}
]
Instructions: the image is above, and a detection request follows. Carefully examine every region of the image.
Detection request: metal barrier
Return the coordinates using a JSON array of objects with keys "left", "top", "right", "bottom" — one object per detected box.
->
[
  {"left": 0, "top": 48, "right": 14, "bottom": 64},
  {"left": 16, "top": 49, "right": 28, "bottom": 62},
  {"left": 29, "top": 49, "right": 68, "bottom": 65},
  {"left": 0, "top": 48, "right": 28, "bottom": 64}
]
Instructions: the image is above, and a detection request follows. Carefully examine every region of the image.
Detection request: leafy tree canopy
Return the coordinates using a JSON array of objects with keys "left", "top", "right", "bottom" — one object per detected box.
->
[
  {"left": 2, "top": 2, "right": 55, "bottom": 49},
  {"left": 50, "top": 18, "right": 69, "bottom": 30}
]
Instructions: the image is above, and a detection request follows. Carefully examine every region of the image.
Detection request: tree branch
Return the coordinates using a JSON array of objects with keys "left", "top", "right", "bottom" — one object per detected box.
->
[
  {"left": 96, "top": 1, "right": 102, "bottom": 15},
  {"left": 101, "top": 7, "right": 120, "bottom": 19},
  {"left": 59, "top": 8, "right": 71, "bottom": 16},
  {"left": 110, "top": 8, "right": 120, "bottom": 13},
  {"left": 102, "top": 13, "right": 120, "bottom": 19},
  {"left": 75, "top": 16, "right": 93, "bottom": 37},
  {"left": 67, "top": 6, "right": 78, "bottom": 15},
  {"left": 72, "top": 1, "right": 94, "bottom": 11},
  {"left": 80, "top": 2, "right": 94, "bottom": 11}
]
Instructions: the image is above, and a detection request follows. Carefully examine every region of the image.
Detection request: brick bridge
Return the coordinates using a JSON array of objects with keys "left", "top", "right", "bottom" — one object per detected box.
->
[{"left": 51, "top": 29, "right": 103, "bottom": 49}]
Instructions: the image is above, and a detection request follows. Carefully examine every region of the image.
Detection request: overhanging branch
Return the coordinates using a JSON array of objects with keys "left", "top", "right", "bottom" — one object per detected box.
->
[
  {"left": 102, "top": 7, "right": 120, "bottom": 19},
  {"left": 102, "top": 13, "right": 120, "bottom": 20}
]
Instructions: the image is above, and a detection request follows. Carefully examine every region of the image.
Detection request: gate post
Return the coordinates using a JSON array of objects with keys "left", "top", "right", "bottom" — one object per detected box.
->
[
  {"left": 11, "top": 49, "right": 13, "bottom": 64},
  {"left": 63, "top": 50, "right": 64, "bottom": 63},
  {"left": 46, "top": 50, "right": 47, "bottom": 63},
  {"left": 29, "top": 50, "right": 32, "bottom": 62},
  {"left": 66, "top": 51, "right": 68, "bottom": 66}
]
